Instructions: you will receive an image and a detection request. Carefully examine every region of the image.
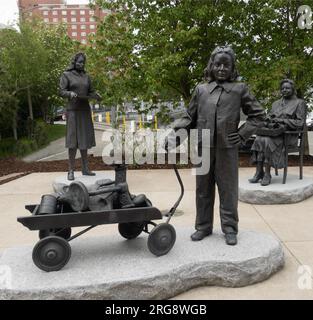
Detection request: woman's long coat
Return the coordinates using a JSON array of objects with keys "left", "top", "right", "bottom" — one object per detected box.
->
[{"left": 59, "top": 69, "right": 96, "bottom": 149}]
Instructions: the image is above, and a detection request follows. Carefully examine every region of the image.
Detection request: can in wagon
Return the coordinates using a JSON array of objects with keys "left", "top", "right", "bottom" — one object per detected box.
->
[{"left": 38, "top": 194, "right": 58, "bottom": 215}]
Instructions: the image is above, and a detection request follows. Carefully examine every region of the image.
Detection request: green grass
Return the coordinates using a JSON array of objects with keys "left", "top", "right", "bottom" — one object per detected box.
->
[
  {"left": 0, "top": 123, "right": 66, "bottom": 159},
  {"left": 46, "top": 124, "right": 66, "bottom": 143}
]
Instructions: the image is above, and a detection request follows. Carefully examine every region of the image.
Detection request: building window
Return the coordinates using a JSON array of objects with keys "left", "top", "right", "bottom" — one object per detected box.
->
[
  {"left": 71, "top": 10, "right": 76, "bottom": 15},
  {"left": 43, "top": 11, "right": 48, "bottom": 16},
  {"left": 81, "top": 39, "right": 87, "bottom": 44},
  {"left": 71, "top": 25, "right": 77, "bottom": 29},
  {"left": 62, "top": 18, "right": 67, "bottom": 22},
  {"left": 81, "top": 32, "right": 86, "bottom": 37},
  {"left": 53, "top": 18, "right": 58, "bottom": 23},
  {"left": 90, "top": 16, "right": 96, "bottom": 22},
  {"left": 81, "top": 25, "right": 86, "bottom": 29},
  {"left": 89, "top": 10, "right": 94, "bottom": 15},
  {"left": 62, "top": 11, "right": 67, "bottom": 16},
  {"left": 80, "top": 17, "right": 86, "bottom": 22},
  {"left": 80, "top": 10, "right": 85, "bottom": 15},
  {"left": 90, "top": 24, "right": 95, "bottom": 30},
  {"left": 52, "top": 11, "right": 58, "bottom": 16},
  {"left": 72, "top": 32, "right": 77, "bottom": 37},
  {"left": 44, "top": 18, "right": 49, "bottom": 23},
  {"left": 71, "top": 17, "right": 76, "bottom": 22}
]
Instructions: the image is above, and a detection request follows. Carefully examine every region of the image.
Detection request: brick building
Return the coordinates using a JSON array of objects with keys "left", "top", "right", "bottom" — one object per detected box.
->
[{"left": 18, "top": 0, "right": 109, "bottom": 44}]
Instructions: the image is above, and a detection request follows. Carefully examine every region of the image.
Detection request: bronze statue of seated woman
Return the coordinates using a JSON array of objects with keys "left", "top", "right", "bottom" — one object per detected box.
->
[{"left": 249, "top": 79, "right": 306, "bottom": 186}]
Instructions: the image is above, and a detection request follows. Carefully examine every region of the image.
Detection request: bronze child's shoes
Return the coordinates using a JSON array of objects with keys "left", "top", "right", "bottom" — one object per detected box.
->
[
  {"left": 225, "top": 233, "right": 237, "bottom": 245},
  {"left": 190, "top": 230, "right": 212, "bottom": 241}
]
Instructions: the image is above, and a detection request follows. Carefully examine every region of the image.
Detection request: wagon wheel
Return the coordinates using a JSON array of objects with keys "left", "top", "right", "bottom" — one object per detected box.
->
[
  {"left": 147, "top": 223, "right": 176, "bottom": 256},
  {"left": 39, "top": 228, "right": 72, "bottom": 240},
  {"left": 32, "top": 236, "right": 71, "bottom": 272},
  {"left": 68, "top": 181, "right": 89, "bottom": 212},
  {"left": 118, "top": 222, "right": 145, "bottom": 239}
]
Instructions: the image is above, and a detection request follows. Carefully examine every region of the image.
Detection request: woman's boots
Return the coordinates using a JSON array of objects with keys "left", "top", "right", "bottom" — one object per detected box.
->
[
  {"left": 68, "top": 148, "right": 77, "bottom": 181},
  {"left": 249, "top": 161, "right": 272, "bottom": 186},
  {"left": 80, "top": 149, "right": 95, "bottom": 176},
  {"left": 249, "top": 161, "right": 264, "bottom": 183},
  {"left": 261, "top": 163, "right": 271, "bottom": 186},
  {"left": 67, "top": 148, "right": 95, "bottom": 181}
]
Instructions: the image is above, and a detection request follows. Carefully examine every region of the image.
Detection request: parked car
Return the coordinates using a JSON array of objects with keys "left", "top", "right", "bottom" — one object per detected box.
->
[{"left": 53, "top": 106, "right": 66, "bottom": 121}]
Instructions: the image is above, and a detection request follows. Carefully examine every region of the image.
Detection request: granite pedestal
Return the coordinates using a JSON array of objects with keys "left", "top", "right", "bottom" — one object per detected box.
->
[
  {"left": 239, "top": 173, "right": 313, "bottom": 204},
  {"left": 0, "top": 227, "right": 284, "bottom": 300}
]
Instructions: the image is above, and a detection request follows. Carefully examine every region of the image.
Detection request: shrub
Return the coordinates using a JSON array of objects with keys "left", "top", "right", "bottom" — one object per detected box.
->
[
  {"left": 33, "top": 120, "right": 49, "bottom": 147},
  {"left": 0, "top": 120, "right": 65, "bottom": 159},
  {"left": 14, "top": 138, "right": 37, "bottom": 157},
  {"left": 0, "top": 138, "right": 17, "bottom": 157}
]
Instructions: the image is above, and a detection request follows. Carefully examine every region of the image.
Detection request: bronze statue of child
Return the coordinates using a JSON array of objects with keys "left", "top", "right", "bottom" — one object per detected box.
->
[{"left": 169, "top": 46, "right": 265, "bottom": 245}]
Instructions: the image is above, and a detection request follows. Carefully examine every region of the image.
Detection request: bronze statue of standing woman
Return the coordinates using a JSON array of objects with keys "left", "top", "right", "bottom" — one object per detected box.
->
[
  {"left": 249, "top": 79, "right": 307, "bottom": 186},
  {"left": 59, "top": 52, "right": 101, "bottom": 180}
]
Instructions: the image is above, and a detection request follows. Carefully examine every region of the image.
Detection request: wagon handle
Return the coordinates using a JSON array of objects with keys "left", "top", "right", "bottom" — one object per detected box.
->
[{"left": 166, "top": 164, "right": 184, "bottom": 223}]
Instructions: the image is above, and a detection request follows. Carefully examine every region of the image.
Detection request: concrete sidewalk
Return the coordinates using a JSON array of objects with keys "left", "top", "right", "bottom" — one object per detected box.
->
[
  {"left": 0, "top": 167, "right": 313, "bottom": 299},
  {"left": 22, "top": 129, "right": 108, "bottom": 162}
]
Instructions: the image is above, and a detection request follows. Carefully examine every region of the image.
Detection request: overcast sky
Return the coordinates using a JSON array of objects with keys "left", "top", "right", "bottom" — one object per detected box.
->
[{"left": 0, "top": 0, "right": 91, "bottom": 26}]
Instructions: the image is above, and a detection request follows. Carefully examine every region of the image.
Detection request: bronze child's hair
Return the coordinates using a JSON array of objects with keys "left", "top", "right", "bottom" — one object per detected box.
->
[{"left": 204, "top": 46, "right": 239, "bottom": 82}]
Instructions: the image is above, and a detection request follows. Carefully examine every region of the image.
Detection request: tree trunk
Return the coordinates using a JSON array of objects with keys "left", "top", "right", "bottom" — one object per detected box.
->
[
  {"left": 304, "top": 131, "right": 309, "bottom": 156},
  {"left": 27, "top": 86, "right": 34, "bottom": 120},
  {"left": 11, "top": 110, "right": 18, "bottom": 140},
  {"left": 40, "top": 97, "right": 49, "bottom": 123},
  {"left": 180, "top": 76, "right": 191, "bottom": 106},
  {"left": 12, "top": 123, "right": 18, "bottom": 140}
]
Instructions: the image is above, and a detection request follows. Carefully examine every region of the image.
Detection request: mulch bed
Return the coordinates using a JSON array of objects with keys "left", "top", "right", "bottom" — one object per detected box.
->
[{"left": 1, "top": 154, "right": 313, "bottom": 179}]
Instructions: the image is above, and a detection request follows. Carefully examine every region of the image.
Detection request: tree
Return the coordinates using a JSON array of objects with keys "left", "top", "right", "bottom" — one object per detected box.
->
[
  {"left": 91, "top": 0, "right": 247, "bottom": 109},
  {"left": 0, "top": 28, "right": 22, "bottom": 140},
  {"left": 1, "top": 23, "right": 47, "bottom": 120},
  {"left": 34, "top": 21, "right": 78, "bottom": 123},
  {"left": 92, "top": 0, "right": 313, "bottom": 110},
  {"left": 0, "top": 91, "right": 19, "bottom": 140},
  {"left": 232, "top": 0, "right": 313, "bottom": 108},
  {"left": 0, "top": 20, "right": 77, "bottom": 140}
]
